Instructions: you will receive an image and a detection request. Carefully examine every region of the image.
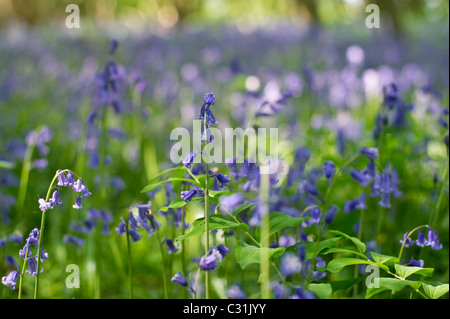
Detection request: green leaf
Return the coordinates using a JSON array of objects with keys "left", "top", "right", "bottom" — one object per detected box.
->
[
  {"left": 230, "top": 203, "right": 255, "bottom": 216},
  {"left": 209, "top": 190, "right": 232, "bottom": 197},
  {"left": 421, "top": 283, "right": 449, "bottom": 299},
  {"left": 328, "top": 230, "right": 366, "bottom": 254},
  {"left": 301, "top": 237, "right": 342, "bottom": 260},
  {"left": 394, "top": 264, "right": 434, "bottom": 280},
  {"left": 308, "top": 283, "right": 332, "bottom": 299},
  {"left": 235, "top": 241, "right": 285, "bottom": 269},
  {"left": 321, "top": 247, "right": 369, "bottom": 260},
  {"left": 330, "top": 276, "right": 366, "bottom": 292},
  {"left": 369, "top": 251, "right": 398, "bottom": 266},
  {"left": 0, "top": 160, "right": 14, "bottom": 169},
  {"left": 365, "top": 278, "right": 420, "bottom": 299},
  {"left": 259, "top": 212, "right": 305, "bottom": 241},
  {"left": 176, "top": 215, "right": 246, "bottom": 242},
  {"left": 326, "top": 258, "right": 389, "bottom": 273},
  {"left": 160, "top": 198, "right": 187, "bottom": 212},
  {"left": 141, "top": 177, "right": 199, "bottom": 193},
  {"left": 147, "top": 166, "right": 187, "bottom": 183}
]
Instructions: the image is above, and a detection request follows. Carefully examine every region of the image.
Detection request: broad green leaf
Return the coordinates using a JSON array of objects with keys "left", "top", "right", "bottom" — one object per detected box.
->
[
  {"left": 209, "top": 189, "right": 232, "bottom": 197},
  {"left": 302, "top": 237, "right": 342, "bottom": 260},
  {"left": 330, "top": 276, "right": 366, "bottom": 292},
  {"left": 328, "top": 230, "right": 366, "bottom": 254},
  {"left": 365, "top": 278, "right": 421, "bottom": 299},
  {"left": 171, "top": 167, "right": 188, "bottom": 193},
  {"left": 321, "top": 247, "right": 369, "bottom": 260},
  {"left": 141, "top": 177, "right": 199, "bottom": 193},
  {"left": 230, "top": 203, "right": 255, "bottom": 216},
  {"left": 326, "top": 258, "right": 389, "bottom": 273},
  {"left": 421, "top": 283, "right": 449, "bottom": 299},
  {"left": 259, "top": 212, "right": 306, "bottom": 241},
  {"left": 235, "top": 240, "right": 285, "bottom": 269},
  {"left": 176, "top": 215, "right": 246, "bottom": 242},
  {"left": 369, "top": 251, "right": 398, "bottom": 266},
  {"left": 394, "top": 264, "right": 434, "bottom": 280},
  {"left": 308, "top": 283, "right": 332, "bottom": 299},
  {"left": 160, "top": 198, "right": 187, "bottom": 212},
  {"left": 147, "top": 166, "right": 187, "bottom": 183}
]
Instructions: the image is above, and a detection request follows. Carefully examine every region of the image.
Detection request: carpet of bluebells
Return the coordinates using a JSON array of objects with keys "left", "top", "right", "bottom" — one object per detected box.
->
[{"left": 0, "top": 21, "right": 449, "bottom": 299}]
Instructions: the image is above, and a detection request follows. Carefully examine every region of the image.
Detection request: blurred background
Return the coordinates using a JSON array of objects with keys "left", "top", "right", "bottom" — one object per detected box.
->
[{"left": 0, "top": 0, "right": 448, "bottom": 33}]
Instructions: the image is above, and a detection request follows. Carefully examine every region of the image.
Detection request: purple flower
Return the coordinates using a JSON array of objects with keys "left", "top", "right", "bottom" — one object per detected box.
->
[
  {"left": 227, "top": 284, "right": 247, "bottom": 299},
  {"left": 406, "top": 259, "right": 424, "bottom": 268},
  {"left": 115, "top": 219, "right": 127, "bottom": 236},
  {"left": 325, "top": 205, "right": 339, "bottom": 224},
  {"left": 323, "top": 161, "right": 335, "bottom": 181},
  {"left": 171, "top": 272, "right": 188, "bottom": 287},
  {"left": 216, "top": 244, "right": 229, "bottom": 258},
  {"left": 72, "top": 178, "right": 83, "bottom": 192},
  {"left": 199, "top": 246, "right": 227, "bottom": 271},
  {"left": 38, "top": 198, "right": 52, "bottom": 212},
  {"left": 415, "top": 231, "right": 426, "bottom": 247},
  {"left": 72, "top": 197, "right": 83, "bottom": 209},
  {"left": 63, "top": 234, "right": 85, "bottom": 247},
  {"left": 215, "top": 173, "right": 231, "bottom": 188},
  {"left": 166, "top": 239, "right": 178, "bottom": 254},
  {"left": 180, "top": 152, "right": 197, "bottom": 169},
  {"left": 383, "top": 83, "right": 400, "bottom": 109},
  {"left": 426, "top": 230, "right": 443, "bottom": 250},
  {"left": 80, "top": 184, "right": 92, "bottom": 199},
  {"left": 26, "top": 257, "right": 38, "bottom": 276},
  {"left": 358, "top": 147, "right": 379, "bottom": 160},
  {"left": 350, "top": 170, "right": 372, "bottom": 187},
  {"left": 291, "top": 288, "right": 316, "bottom": 299},
  {"left": 181, "top": 189, "right": 205, "bottom": 203},
  {"left": 280, "top": 253, "right": 302, "bottom": 277},
  {"left": 49, "top": 190, "right": 62, "bottom": 206},
  {"left": 400, "top": 232, "right": 414, "bottom": 248},
  {"left": 1, "top": 270, "right": 19, "bottom": 290},
  {"left": 219, "top": 193, "right": 245, "bottom": 213}
]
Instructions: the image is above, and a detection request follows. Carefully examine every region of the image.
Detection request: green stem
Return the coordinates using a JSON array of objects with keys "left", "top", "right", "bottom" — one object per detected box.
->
[
  {"left": 125, "top": 218, "right": 133, "bottom": 299},
  {"left": 202, "top": 114, "right": 211, "bottom": 299},
  {"left": 17, "top": 244, "right": 31, "bottom": 299},
  {"left": 324, "top": 153, "right": 361, "bottom": 202},
  {"left": 430, "top": 157, "right": 449, "bottom": 228},
  {"left": 17, "top": 142, "right": 35, "bottom": 215},
  {"left": 353, "top": 208, "right": 365, "bottom": 298},
  {"left": 259, "top": 168, "right": 271, "bottom": 299},
  {"left": 155, "top": 224, "right": 169, "bottom": 299}
]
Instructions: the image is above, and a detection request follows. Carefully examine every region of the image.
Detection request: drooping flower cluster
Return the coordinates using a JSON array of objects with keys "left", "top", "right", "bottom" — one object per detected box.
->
[
  {"left": 1, "top": 228, "right": 49, "bottom": 290},
  {"left": 199, "top": 92, "right": 217, "bottom": 143},
  {"left": 400, "top": 227, "right": 443, "bottom": 251},
  {"left": 115, "top": 201, "right": 161, "bottom": 242},
  {"left": 279, "top": 245, "right": 326, "bottom": 282},
  {"left": 38, "top": 170, "right": 92, "bottom": 212}
]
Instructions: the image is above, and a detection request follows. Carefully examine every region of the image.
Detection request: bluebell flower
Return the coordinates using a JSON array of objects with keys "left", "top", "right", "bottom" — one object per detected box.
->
[
  {"left": 199, "top": 245, "right": 227, "bottom": 271},
  {"left": 426, "top": 230, "right": 443, "bottom": 250},
  {"left": 129, "top": 229, "right": 142, "bottom": 242},
  {"left": 323, "top": 161, "right": 335, "bottom": 182},
  {"left": 215, "top": 173, "right": 231, "bottom": 188},
  {"left": 406, "top": 259, "right": 424, "bottom": 268},
  {"left": 115, "top": 219, "right": 127, "bottom": 236},
  {"left": 26, "top": 257, "right": 38, "bottom": 276},
  {"left": 358, "top": 147, "right": 379, "bottom": 160},
  {"left": 400, "top": 232, "right": 414, "bottom": 248},
  {"left": 63, "top": 234, "right": 85, "bottom": 247},
  {"left": 219, "top": 193, "right": 245, "bottom": 213},
  {"left": 49, "top": 190, "right": 62, "bottom": 206},
  {"left": 325, "top": 205, "right": 339, "bottom": 224},
  {"left": 171, "top": 272, "right": 188, "bottom": 287},
  {"left": 415, "top": 231, "right": 426, "bottom": 247},
  {"left": 291, "top": 288, "right": 316, "bottom": 299},
  {"left": 72, "top": 196, "right": 83, "bottom": 209},
  {"left": 181, "top": 188, "right": 205, "bottom": 203},
  {"left": 166, "top": 239, "right": 178, "bottom": 254},
  {"left": 38, "top": 198, "right": 52, "bottom": 212},
  {"left": 350, "top": 170, "right": 372, "bottom": 188},
  {"left": 383, "top": 83, "right": 400, "bottom": 109},
  {"left": 280, "top": 253, "right": 302, "bottom": 278},
  {"left": 1, "top": 270, "right": 19, "bottom": 290},
  {"left": 344, "top": 194, "right": 367, "bottom": 213},
  {"left": 72, "top": 178, "right": 83, "bottom": 192},
  {"left": 227, "top": 284, "right": 247, "bottom": 299},
  {"left": 216, "top": 244, "right": 229, "bottom": 258},
  {"left": 180, "top": 152, "right": 197, "bottom": 169},
  {"left": 80, "top": 184, "right": 92, "bottom": 199}
]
